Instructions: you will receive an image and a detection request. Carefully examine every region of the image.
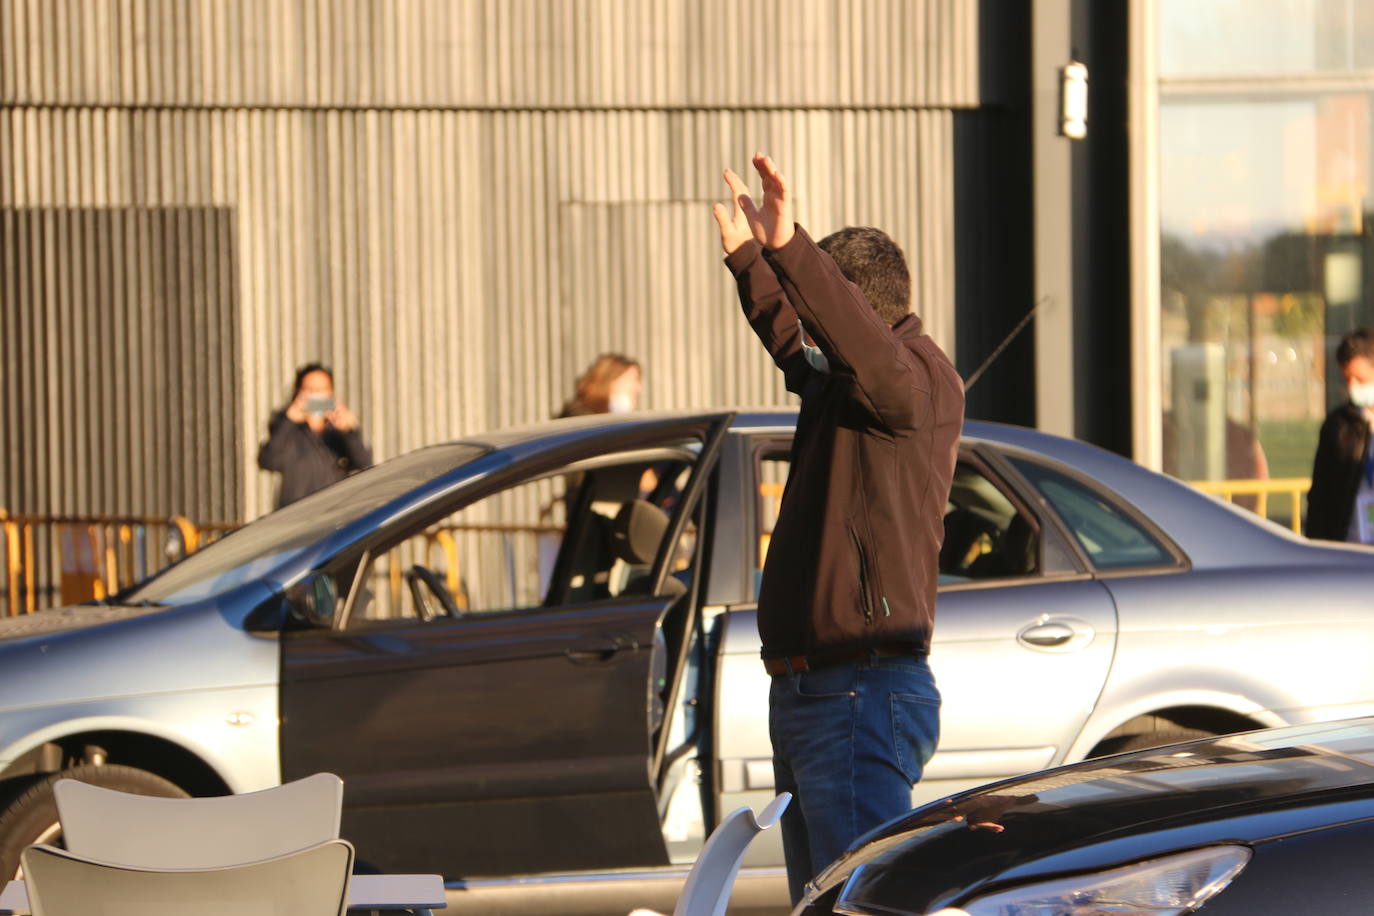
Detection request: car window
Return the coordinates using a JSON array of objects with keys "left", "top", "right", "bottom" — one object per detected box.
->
[
  {"left": 121, "top": 443, "right": 487, "bottom": 606},
  {"left": 940, "top": 461, "right": 1043, "bottom": 583},
  {"left": 350, "top": 450, "right": 696, "bottom": 623},
  {"left": 1008, "top": 455, "right": 1175, "bottom": 571},
  {"left": 757, "top": 457, "right": 788, "bottom": 557},
  {"left": 752, "top": 449, "right": 1052, "bottom": 593}
]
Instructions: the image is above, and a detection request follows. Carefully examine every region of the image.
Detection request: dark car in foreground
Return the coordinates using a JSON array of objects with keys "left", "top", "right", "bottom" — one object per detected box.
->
[
  {"left": 0, "top": 409, "right": 1372, "bottom": 912},
  {"left": 808, "top": 717, "right": 1374, "bottom": 916}
]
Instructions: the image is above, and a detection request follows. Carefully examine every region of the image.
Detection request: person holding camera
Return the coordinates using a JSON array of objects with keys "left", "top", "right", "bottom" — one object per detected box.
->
[{"left": 258, "top": 363, "right": 373, "bottom": 508}]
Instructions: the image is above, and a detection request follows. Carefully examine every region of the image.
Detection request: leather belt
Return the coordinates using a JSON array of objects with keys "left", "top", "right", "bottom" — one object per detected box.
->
[{"left": 763, "top": 643, "right": 923, "bottom": 677}]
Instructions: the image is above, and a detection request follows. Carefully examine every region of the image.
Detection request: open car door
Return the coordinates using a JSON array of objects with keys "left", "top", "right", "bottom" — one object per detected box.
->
[{"left": 278, "top": 414, "right": 732, "bottom": 878}]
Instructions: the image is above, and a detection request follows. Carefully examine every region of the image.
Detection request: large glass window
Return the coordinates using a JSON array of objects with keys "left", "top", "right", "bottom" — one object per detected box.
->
[{"left": 1157, "top": 0, "right": 1374, "bottom": 527}]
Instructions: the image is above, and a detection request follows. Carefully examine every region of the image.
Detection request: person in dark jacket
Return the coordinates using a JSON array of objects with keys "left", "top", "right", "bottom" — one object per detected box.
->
[
  {"left": 258, "top": 363, "right": 373, "bottom": 508},
  {"left": 713, "top": 153, "right": 965, "bottom": 902},
  {"left": 1307, "top": 329, "right": 1374, "bottom": 542}
]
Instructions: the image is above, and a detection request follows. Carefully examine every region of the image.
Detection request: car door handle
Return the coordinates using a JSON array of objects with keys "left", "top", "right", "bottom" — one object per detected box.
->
[
  {"left": 565, "top": 636, "right": 636, "bottom": 665},
  {"left": 1019, "top": 622, "right": 1076, "bottom": 647}
]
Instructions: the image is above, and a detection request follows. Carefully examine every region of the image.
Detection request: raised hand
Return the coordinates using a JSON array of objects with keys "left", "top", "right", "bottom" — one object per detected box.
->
[
  {"left": 712, "top": 168, "right": 755, "bottom": 254},
  {"left": 750, "top": 152, "right": 794, "bottom": 250},
  {"left": 285, "top": 392, "right": 310, "bottom": 425},
  {"left": 712, "top": 154, "right": 795, "bottom": 253},
  {"left": 327, "top": 401, "right": 358, "bottom": 433}
]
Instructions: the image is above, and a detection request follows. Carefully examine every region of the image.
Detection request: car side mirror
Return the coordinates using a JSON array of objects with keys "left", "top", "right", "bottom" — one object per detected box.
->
[{"left": 287, "top": 572, "right": 340, "bottom": 629}]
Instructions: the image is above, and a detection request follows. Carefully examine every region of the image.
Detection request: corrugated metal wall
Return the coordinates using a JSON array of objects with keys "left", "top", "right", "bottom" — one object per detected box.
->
[
  {"left": 0, "top": 0, "right": 978, "bottom": 108},
  {"left": 1, "top": 0, "right": 979, "bottom": 522},
  {"left": 0, "top": 206, "right": 240, "bottom": 519}
]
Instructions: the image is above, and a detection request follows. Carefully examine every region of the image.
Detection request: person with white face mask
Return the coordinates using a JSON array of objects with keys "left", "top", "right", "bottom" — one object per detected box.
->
[
  {"left": 557, "top": 353, "right": 643, "bottom": 418},
  {"left": 1307, "top": 328, "right": 1374, "bottom": 543}
]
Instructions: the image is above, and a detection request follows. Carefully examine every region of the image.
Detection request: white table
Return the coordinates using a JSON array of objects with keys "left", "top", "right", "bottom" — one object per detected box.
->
[{"left": 0, "top": 873, "right": 445, "bottom": 914}]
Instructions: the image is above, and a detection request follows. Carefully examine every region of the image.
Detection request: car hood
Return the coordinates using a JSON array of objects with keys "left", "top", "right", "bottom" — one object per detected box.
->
[
  {"left": 809, "top": 718, "right": 1374, "bottom": 912},
  {"left": 0, "top": 583, "right": 280, "bottom": 716},
  {"left": 0, "top": 603, "right": 170, "bottom": 642}
]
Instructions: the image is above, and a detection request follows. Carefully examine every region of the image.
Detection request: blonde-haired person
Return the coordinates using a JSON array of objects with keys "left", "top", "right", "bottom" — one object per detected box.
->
[
  {"left": 558, "top": 353, "right": 642, "bottom": 417},
  {"left": 557, "top": 353, "right": 665, "bottom": 501}
]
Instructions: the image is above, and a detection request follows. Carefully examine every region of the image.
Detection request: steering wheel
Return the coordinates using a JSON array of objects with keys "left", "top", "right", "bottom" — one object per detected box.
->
[{"left": 405, "top": 564, "right": 462, "bottom": 621}]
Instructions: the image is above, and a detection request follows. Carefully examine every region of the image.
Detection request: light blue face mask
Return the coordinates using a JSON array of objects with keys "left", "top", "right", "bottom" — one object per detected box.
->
[{"left": 798, "top": 320, "right": 830, "bottom": 374}]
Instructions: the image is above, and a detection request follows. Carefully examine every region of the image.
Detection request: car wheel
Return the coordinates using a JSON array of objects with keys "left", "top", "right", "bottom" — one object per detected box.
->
[
  {"left": 0, "top": 764, "right": 188, "bottom": 879},
  {"left": 1093, "top": 726, "right": 1215, "bottom": 757}
]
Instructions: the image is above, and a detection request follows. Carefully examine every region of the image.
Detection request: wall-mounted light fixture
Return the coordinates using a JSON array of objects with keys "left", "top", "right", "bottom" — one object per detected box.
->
[{"left": 1061, "top": 60, "right": 1088, "bottom": 140}]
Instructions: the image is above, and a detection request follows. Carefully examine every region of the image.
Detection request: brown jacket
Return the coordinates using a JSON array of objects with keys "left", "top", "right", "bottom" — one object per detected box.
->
[{"left": 726, "top": 228, "right": 965, "bottom": 660}]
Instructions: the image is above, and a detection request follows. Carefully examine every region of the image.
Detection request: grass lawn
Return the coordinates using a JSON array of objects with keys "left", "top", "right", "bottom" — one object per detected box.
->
[{"left": 1256, "top": 419, "right": 1319, "bottom": 480}]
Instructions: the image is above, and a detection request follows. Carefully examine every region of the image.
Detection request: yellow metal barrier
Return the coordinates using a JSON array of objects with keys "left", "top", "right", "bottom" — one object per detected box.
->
[
  {"left": 379, "top": 522, "right": 561, "bottom": 619},
  {"left": 1188, "top": 478, "right": 1310, "bottom": 534},
  {"left": 171, "top": 516, "right": 202, "bottom": 554},
  {"left": 1, "top": 511, "right": 22, "bottom": 616},
  {"left": 9, "top": 473, "right": 1307, "bottom": 619},
  {"left": 763, "top": 476, "right": 1311, "bottom": 547},
  {"left": 0, "top": 511, "right": 238, "bottom": 616},
  {"left": 429, "top": 530, "right": 465, "bottom": 611}
]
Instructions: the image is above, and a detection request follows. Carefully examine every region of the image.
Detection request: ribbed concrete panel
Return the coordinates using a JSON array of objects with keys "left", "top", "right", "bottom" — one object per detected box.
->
[
  {"left": 2, "top": 106, "right": 955, "bottom": 520},
  {"left": 0, "top": 206, "right": 241, "bottom": 521},
  {"left": 0, "top": 0, "right": 980, "bottom": 110}
]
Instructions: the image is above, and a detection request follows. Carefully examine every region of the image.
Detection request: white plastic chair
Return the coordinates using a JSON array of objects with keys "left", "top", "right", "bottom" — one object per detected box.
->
[
  {"left": 634, "top": 792, "right": 790, "bottom": 916},
  {"left": 21, "top": 838, "right": 354, "bottom": 916},
  {"left": 53, "top": 771, "right": 343, "bottom": 867}
]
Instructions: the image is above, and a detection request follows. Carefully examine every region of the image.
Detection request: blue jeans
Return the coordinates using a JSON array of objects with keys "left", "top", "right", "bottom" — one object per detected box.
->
[{"left": 768, "top": 654, "right": 941, "bottom": 905}]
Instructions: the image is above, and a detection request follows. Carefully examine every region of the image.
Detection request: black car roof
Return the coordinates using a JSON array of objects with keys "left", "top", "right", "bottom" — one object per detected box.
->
[{"left": 820, "top": 718, "right": 1374, "bottom": 909}]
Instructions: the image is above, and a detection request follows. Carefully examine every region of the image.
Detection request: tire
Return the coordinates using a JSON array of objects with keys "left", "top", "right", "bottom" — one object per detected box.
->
[
  {"left": 1092, "top": 726, "right": 1216, "bottom": 758},
  {"left": 0, "top": 764, "right": 187, "bottom": 879}
]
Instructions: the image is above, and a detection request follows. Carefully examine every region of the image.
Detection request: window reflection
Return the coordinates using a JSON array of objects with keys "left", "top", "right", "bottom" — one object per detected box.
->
[
  {"left": 1161, "top": 0, "right": 1374, "bottom": 77},
  {"left": 1158, "top": 4, "right": 1374, "bottom": 529}
]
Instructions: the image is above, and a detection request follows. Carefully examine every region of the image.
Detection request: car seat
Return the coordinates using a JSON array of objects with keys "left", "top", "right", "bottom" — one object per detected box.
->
[
  {"left": 940, "top": 507, "right": 1002, "bottom": 576},
  {"left": 967, "top": 513, "right": 1038, "bottom": 578},
  {"left": 612, "top": 499, "right": 688, "bottom": 598}
]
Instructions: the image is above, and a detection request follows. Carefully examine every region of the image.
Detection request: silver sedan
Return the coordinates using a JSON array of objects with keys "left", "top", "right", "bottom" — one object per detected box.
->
[
  {"left": 715, "top": 415, "right": 1374, "bottom": 866},
  {"left": 0, "top": 410, "right": 1371, "bottom": 913}
]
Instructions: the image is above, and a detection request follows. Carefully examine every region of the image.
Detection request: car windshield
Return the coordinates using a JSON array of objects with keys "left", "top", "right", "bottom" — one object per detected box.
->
[{"left": 121, "top": 443, "right": 489, "bottom": 606}]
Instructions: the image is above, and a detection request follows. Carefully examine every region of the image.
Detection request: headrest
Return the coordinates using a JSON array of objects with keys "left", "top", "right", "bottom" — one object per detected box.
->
[
  {"left": 596, "top": 464, "right": 654, "bottom": 503},
  {"left": 612, "top": 499, "right": 670, "bottom": 565}
]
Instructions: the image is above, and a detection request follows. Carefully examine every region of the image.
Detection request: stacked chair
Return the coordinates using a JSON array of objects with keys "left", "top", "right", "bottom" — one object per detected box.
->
[
  {"left": 20, "top": 773, "right": 356, "bottom": 916},
  {"left": 21, "top": 841, "right": 353, "bottom": 916},
  {"left": 16, "top": 775, "right": 787, "bottom": 916},
  {"left": 632, "top": 792, "right": 791, "bottom": 916}
]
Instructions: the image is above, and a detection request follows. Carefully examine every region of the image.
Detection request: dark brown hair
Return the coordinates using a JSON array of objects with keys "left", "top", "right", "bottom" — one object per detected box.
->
[
  {"left": 292, "top": 362, "right": 333, "bottom": 398},
  {"left": 817, "top": 226, "right": 911, "bottom": 325},
  {"left": 1337, "top": 328, "right": 1374, "bottom": 368}
]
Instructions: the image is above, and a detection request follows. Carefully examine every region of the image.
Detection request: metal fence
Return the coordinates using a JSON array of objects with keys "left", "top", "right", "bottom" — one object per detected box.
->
[
  {"left": 0, "top": 509, "right": 565, "bottom": 620},
  {"left": 0, "top": 510, "right": 237, "bottom": 615},
  {"left": 1188, "top": 478, "right": 1309, "bottom": 534},
  {"left": 2, "top": 476, "right": 1318, "bottom": 616}
]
